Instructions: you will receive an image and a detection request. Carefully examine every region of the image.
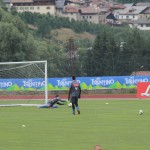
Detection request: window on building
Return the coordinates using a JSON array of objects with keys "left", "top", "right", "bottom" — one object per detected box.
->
[
  {"left": 25, "top": 7, "right": 29, "bottom": 10},
  {"left": 46, "top": 7, "right": 50, "bottom": 9},
  {"left": 126, "top": 15, "right": 129, "bottom": 19},
  {"left": 20, "top": 7, "right": 24, "bottom": 10},
  {"left": 141, "top": 24, "right": 143, "bottom": 27},
  {"left": 133, "top": 15, "right": 134, "bottom": 18},
  {"left": 89, "top": 16, "right": 92, "bottom": 19},
  {"left": 14, "top": 7, "right": 18, "bottom": 10},
  {"left": 146, "top": 24, "right": 150, "bottom": 27},
  {"left": 37, "top": 7, "right": 40, "bottom": 10},
  {"left": 83, "top": 16, "right": 85, "bottom": 19},
  {"left": 30, "top": 7, "right": 34, "bottom": 10}
]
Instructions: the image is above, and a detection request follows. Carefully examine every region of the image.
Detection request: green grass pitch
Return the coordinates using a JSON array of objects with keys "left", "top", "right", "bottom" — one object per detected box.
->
[{"left": 0, "top": 99, "right": 150, "bottom": 150}]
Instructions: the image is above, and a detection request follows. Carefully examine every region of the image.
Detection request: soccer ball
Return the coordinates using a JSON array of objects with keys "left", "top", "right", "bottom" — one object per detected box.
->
[
  {"left": 68, "top": 103, "right": 72, "bottom": 107},
  {"left": 139, "top": 109, "right": 144, "bottom": 115}
]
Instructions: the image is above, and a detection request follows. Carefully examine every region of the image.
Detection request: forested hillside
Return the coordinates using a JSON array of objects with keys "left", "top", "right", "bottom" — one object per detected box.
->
[{"left": 0, "top": 7, "right": 150, "bottom": 77}]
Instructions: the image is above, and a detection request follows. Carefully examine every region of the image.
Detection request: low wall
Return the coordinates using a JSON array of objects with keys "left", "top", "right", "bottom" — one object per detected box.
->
[
  {"left": 0, "top": 89, "right": 137, "bottom": 96},
  {"left": 49, "top": 88, "right": 137, "bottom": 95},
  {"left": 0, "top": 89, "right": 137, "bottom": 99}
]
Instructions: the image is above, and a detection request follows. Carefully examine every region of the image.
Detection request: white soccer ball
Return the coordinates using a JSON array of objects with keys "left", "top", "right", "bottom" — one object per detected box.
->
[
  {"left": 68, "top": 103, "right": 72, "bottom": 107},
  {"left": 139, "top": 109, "right": 144, "bottom": 115}
]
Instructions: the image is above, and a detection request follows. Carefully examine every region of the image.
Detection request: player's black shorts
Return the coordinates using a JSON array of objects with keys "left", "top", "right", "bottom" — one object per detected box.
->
[{"left": 71, "top": 96, "right": 78, "bottom": 103}]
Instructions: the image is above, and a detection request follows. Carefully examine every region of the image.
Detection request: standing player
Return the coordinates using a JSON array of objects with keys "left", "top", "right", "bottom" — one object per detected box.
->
[{"left": 68, "top": 76, "right": 81, "bottom": 115}]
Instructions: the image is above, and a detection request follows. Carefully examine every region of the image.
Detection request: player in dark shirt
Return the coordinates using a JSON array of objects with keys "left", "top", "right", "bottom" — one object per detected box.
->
[
  {"left": 68, "top": 76, "right": 81, "bottom": 115},
  {"left": 39, "top": 95, "right": 66, "bottom": 108}
]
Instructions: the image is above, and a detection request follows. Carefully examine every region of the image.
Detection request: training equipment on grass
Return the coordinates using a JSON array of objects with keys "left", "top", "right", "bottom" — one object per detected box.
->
[
  {"left": 68, "top": 103, "right": 72, "bottom": 107},
  {"left": 0, "top": 61, "right": 48, "bottom": 107},
  {"left": 139, "top": 109, "right": 144, "bottom": 115}
]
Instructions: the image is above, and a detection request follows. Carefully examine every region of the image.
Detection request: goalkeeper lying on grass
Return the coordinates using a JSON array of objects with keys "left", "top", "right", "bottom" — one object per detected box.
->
[{"left": 38, "top": 95, "right": 68, "bottom": 108}]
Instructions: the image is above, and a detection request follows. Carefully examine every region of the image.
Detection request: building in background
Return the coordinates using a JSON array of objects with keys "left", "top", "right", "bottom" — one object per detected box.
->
[
  {"left": 3, "top": 0, "right": 150, "bottom": 30},
  {"left": 4, "top": 0, "right": 56, "bottom": 15}
]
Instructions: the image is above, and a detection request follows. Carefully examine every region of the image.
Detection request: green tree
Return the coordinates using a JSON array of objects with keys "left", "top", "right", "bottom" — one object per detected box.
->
[
  {"left": 35, "top": 40, "right": 67, "bottom": 77},
  {"left": 119, "top": 29, "right": 145, "bottom": 75},
  {"left": 0, "top": 22, "right": 38, "bottom": 62},
  {"left": 142, "top": 37, "right": 150, "bottom": 71},
  {"left": 37, "top": 16, "right": 51, "bottom": 38},
  {"left": 0, "top": 8, "right": 26, "bottom": 33},
  {"left": 0, "top": 8, "right": 39, "bottom": 62},
  {"left": 0, "top": 0, "right": 7, "bottom": 10},
  {"left": 90, "top": 27, "right": 120, "bottom": 76},
  {"left": 0, "top": 22, "right": 25, "bottom": 61}
]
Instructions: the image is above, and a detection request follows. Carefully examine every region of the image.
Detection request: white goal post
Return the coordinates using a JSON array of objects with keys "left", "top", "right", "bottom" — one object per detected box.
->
[{"left": 0, "top": 61, "right": 48, "bottom": 106}]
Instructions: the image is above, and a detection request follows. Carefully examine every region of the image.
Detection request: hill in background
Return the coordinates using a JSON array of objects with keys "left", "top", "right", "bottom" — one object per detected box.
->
[{"left": 50, "top": 28, "right": 96, "bottom": 44}]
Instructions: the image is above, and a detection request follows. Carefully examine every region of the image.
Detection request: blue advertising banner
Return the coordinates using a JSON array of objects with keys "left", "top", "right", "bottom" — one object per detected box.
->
[
  {"left": 0, "top": 76, "right": 150, "bottom": 91},
  {"left": 0, "top": 78, "right": 45, "bottom": 91},
  {"left": 49, "top": 76, "right": 150, "bottom": 90}
]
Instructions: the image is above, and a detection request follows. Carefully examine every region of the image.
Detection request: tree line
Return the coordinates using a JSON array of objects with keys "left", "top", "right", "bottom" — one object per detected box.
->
[
  {"left": 89, "top": 27, "right": 150, "bottom": 76},
  {"left": 0, "top": 8, "right": 150, "bottom": 77},
  {"left": 17, "top": 11, "right": 104, "bottom": 37}
]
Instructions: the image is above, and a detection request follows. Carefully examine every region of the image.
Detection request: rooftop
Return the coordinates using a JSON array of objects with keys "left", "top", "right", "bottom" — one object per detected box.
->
[{"left": 119, "top": 6, "right": 147, "bottom": 15}]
